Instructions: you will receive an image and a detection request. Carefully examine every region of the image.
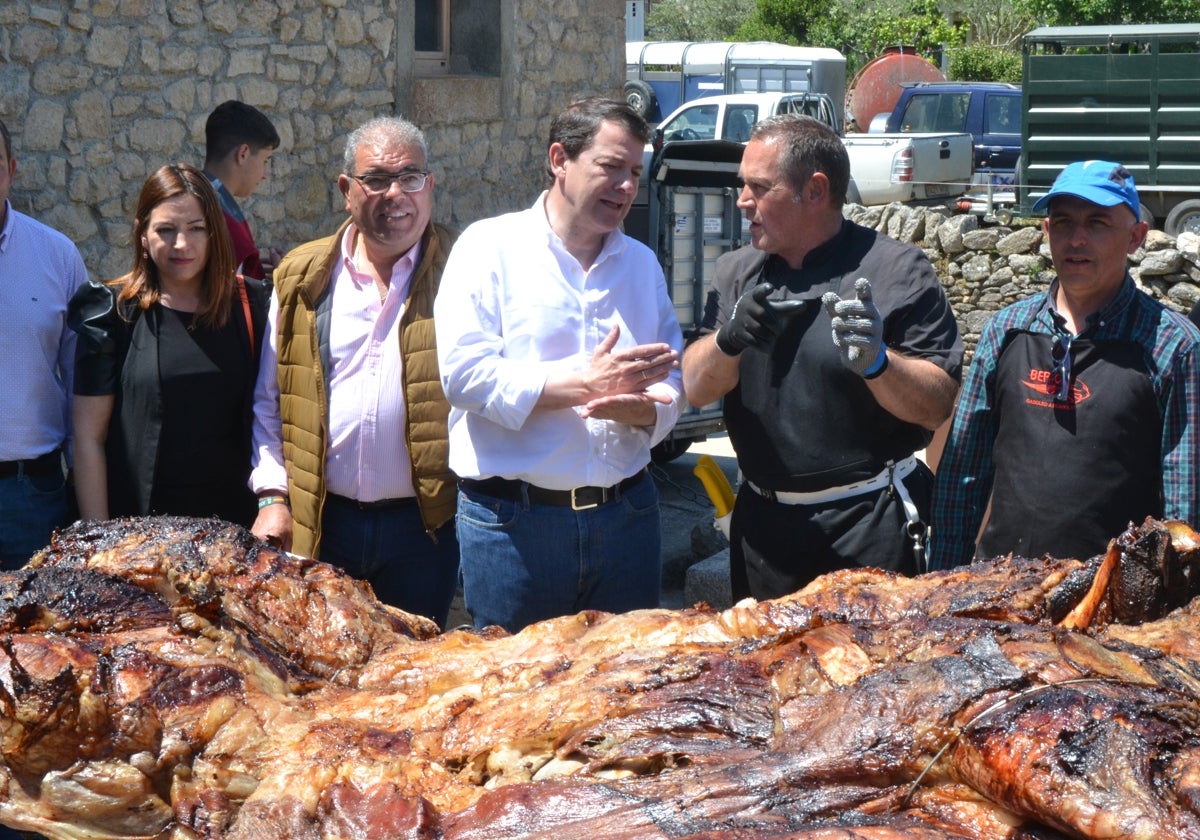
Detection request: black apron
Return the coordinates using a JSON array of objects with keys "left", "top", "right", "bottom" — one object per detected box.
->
[{"left": 979, "top": 330, "right": 1162, "bottom": 561}]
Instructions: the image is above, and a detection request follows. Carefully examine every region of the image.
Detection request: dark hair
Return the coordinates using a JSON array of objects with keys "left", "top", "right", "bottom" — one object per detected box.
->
[
  {"left": 0, "top": 118, "right": 10, "bottom": 160},
  {"left": 751, "top": 114, "right": 850, "bottom": 206},
  {"left": 204, "top": 100, "right": 280, "bottom": 164},
  {"left": 545, "top": 97, "right": 650, "bottom": 180},
  {"left": 113, "top": 163, "right": 236, "bottom": 328}
]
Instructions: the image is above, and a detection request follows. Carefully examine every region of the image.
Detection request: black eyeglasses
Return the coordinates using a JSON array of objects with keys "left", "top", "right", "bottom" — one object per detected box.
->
[
  {"left": 1051, "top": 332, "right": 1073, "bottom": 402},
  {"left": 348, "top": 170, "right": 429, "bottom": 194}
]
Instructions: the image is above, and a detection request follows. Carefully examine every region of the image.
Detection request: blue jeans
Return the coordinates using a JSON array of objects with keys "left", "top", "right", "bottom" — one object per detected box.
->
[
  {"left": 319, "top": 496, "right": 460, "bottom": 630},
  {"left": 0, "top": 469, "right": 69, "bottom": 571},
  {"left": 456, "top": 472, "right": 662, "bottom": 633}
]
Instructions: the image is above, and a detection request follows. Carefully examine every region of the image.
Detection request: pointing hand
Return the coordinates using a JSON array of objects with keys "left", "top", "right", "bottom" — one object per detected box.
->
[{"left": 716, "top": 283, "right": 806, "bottom": 356}]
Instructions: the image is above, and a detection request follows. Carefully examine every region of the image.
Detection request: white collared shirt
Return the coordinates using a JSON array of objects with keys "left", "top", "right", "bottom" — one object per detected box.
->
[
  {"left": 0, "top": 201, "right": 89, "bottom": 461},
  {"left": 435, "top": 194, "right": 684, "bottom": 490},
  {"left": 250, "top": 224, "right": 419, "bottom": 501}
]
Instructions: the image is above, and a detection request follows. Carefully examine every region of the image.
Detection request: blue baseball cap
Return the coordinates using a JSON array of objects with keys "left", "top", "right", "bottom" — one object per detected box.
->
[{"left": 1032, "top": 160, "right": 1140, "bottom": 217}]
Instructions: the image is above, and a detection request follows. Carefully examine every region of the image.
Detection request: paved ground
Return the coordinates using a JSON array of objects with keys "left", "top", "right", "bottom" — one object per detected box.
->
[
  {"left": 446, "top": 434, "right": 739, "bottom": 628},
  {"left": 653, "top": 434, "right": 738, "bottom": 607}
]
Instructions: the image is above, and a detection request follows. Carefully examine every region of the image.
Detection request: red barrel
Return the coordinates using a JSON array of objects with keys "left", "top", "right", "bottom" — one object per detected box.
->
[{"left": 846, "top": 48, "right": 945, "bottom": 132}]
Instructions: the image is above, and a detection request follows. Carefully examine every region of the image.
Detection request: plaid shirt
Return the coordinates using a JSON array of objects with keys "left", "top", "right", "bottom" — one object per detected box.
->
[{"left": 930, "top": 276, "right": 1200, "bottom": 569}]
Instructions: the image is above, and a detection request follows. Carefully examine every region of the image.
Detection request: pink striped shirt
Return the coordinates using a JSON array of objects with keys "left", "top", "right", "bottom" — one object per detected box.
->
[{"left": 250, "top": 225, "right": 419, "bottom": 501}]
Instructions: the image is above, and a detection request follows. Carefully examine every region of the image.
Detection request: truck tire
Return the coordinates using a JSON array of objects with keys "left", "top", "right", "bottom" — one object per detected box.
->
[
  {"left": 1165, "top": 200, "right": 1200, "bottom": 237},
  {"left": 624, "top": 80, "right": 656, "bottom": 119},
  {"left": 651, "top": 437, "right": 691, "bottom": 463}
]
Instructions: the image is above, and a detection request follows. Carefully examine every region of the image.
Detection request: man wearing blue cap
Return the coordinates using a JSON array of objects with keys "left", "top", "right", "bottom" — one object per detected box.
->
[{"left": 930, "top": 160, "right": 1200, "bottom": 567}]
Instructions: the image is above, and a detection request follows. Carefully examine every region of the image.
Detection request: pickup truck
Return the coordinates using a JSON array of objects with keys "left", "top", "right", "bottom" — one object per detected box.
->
[
  {"left": 879, "top": 81, "right": 1022, "bottom": 214},
  {"left": 842, "top": 132, "right": 974, "bottom": 205},
  {"left": 643, "top": 91, "right": 974, "bottom": 209}
]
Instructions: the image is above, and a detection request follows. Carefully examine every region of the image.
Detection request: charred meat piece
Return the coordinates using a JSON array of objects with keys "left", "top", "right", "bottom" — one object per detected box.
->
[{"left": 0, "top": 516, "right": 1197, "bottom": 839}]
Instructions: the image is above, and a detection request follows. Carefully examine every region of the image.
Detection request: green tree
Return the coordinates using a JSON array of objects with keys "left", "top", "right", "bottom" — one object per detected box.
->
[
  {"left": 946, "top": 42, "right": 1023, "bottom": 81},
  {"left": 729, "top": 0, "right": 966, "bottom": 76},
  {"left": 946, "top": 0, "right": 1039, "bottom": 48},
  {"left": 1020, "top": 0, "right": 1198, "bottom": 25},
  {"left": 738, "top": 0, "right": 824, "bottom": 43},
  {"left": 646, "top": 0, "right": 758, "bottom": 41},
  {"left": 810, "top": 0, "right": 966, "bottom": 77}
]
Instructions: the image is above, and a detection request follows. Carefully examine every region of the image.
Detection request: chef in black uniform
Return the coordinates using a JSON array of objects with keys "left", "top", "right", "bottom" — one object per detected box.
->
[
  {"left": 681, "top": 114, "right": 963, "bottom": 601},
  {"left": 930, "top": 160, "right": 1200, "bottom": 568}
]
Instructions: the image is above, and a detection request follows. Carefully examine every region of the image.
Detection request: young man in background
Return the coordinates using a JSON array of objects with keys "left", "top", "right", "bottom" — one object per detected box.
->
[{"left": 203, "top": 100, "right": 281, "bottom": 279}]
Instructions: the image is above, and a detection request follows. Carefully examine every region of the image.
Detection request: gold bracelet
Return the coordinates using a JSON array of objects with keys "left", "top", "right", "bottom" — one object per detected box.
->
[{"left": 257, "top": 495, "right": 288, "bottom": 510}]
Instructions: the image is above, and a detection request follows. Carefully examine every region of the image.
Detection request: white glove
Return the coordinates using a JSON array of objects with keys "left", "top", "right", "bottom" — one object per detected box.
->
[{"left": 821, "top": 278, "right": 886, "bottom": 377}]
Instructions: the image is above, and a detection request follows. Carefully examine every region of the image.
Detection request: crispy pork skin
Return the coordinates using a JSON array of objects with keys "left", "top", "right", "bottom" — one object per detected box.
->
[{"left": 0, "top": 516, "right": 1197, "bottom": 838}]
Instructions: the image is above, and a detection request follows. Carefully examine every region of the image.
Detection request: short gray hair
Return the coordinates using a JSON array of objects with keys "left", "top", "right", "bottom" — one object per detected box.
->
[{"left": 342, "top": 116, "right": 430, "bottom": 173}]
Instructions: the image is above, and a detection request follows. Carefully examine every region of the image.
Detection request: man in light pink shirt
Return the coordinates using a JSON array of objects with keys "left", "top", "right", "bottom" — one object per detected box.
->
[{"left": 248, "top": 117, "right": 459, "bottom": 628}]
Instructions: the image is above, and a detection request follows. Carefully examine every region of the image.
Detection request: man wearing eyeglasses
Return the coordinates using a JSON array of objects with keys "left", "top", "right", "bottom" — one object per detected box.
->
[
  {"left": 247, "top": 116, "right": 461, "bottom": 629},
  {"left": 435, "top": 98, "right": 684, "bottom": 633},
  {"left": 931, "top": 160, "right": 1200, "bottom": 568}
]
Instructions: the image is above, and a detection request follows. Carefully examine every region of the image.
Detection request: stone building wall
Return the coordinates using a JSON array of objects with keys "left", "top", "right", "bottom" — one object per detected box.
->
[
  {"left": 0, "top": 0, "right": 627, "bottom": 279},
  {"left": 845, "top": 203, "right": 1200, "bottom": 363},
  {"left": 9, "top": 3, "right": 1193, "bottom": 344}
]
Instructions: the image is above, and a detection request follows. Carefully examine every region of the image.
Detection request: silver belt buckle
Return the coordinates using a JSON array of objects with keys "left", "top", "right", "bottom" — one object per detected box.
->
[{"left": 570, "top": 486, "right": 602, "bottom": 511}]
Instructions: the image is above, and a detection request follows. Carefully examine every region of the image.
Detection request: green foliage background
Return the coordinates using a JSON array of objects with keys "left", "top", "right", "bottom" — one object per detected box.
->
[
  {"left": 737, "top": 0, "right": 965, "bottom": 77},
  {"left": 947, "top": 43, "right": 1022, "bottom": 82},
  {"left": 645, "top": 0, "right": 1195, "bottom": 81}
]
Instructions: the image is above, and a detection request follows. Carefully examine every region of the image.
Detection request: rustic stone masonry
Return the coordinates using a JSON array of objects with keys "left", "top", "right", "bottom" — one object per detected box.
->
[
  {"left": 845, "top": 202, "right": 1200, "bottom": 361},
  {"left": 0, "top": 1, "right": 626, "bottom": 280},
  {"left": 5, "top": 0, "right": 1193, "bottom": 353}
]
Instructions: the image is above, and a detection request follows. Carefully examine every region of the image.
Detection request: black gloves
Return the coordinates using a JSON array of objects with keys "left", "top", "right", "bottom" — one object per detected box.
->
[{"left": 715, "top": 282, "right": 806, "bottom": 356}]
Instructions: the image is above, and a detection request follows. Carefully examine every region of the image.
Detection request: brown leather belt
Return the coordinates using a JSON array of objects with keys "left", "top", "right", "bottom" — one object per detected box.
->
[
  {"left": 0, "top": 448, "right": 62, "bottom": 480},
  {"left": 326, "top": 493, "right": 417, "bottom": 512},
  {"left": 461, "top": 469, "right": 647, "bottom": 511}
]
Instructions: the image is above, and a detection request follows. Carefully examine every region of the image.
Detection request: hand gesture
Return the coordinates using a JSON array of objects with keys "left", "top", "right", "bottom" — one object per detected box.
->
[
  {"left": 715, "top": 282, "right": 806, "bottom": 356},
  {"left": 582, "top": 325, "right": 677, "bottom": 398},
  {"left": 571, "top": 325, "right": 678, "bottom": 426},
  {"left": 821, "top": 278, "right": 886, "bottom": 377}
]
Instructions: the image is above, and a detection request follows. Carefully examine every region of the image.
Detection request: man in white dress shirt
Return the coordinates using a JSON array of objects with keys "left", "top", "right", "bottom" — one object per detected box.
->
[
  {"left": 436, "top": 98, "right": 685, "bottom": 633},
  {"left": 249, "top": 116, "right": 460, "bottom": 628},
  {"left": 0, "top": 118, "right": 89, "bottom": 569}
]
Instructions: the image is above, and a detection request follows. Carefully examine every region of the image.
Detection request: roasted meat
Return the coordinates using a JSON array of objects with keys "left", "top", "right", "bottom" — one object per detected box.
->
[{"left": 0, "top": 515, "right": 1197, "bottom": 839}]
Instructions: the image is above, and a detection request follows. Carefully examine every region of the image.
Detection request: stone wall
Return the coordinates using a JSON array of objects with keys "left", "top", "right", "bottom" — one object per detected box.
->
[
  {"left": 12, "top": 2, "right": 1192, "bottom": 345},
  {"left": 845, "top": 203, "right": 1200, "bottom": 361},
  {"left": 0, "top": 0, "right": 626, "bottom": 279}
]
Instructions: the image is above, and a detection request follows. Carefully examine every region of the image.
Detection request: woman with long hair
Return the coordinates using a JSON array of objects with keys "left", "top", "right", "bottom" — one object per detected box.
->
[{"left": 69, "top": 163, "right": 269, "bottom": 525}]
